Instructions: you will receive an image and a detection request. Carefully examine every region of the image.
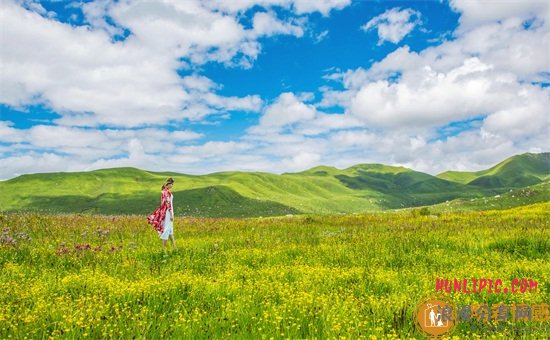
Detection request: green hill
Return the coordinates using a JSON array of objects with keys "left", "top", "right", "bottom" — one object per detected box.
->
[
  {"left": 429, "top": 181, "right": 550, "bottom": 212},
  {"left": 0, "top": 152, "right": 548, "bottom": 216},
  {"left": 330, "top": 166, "right": 489, "bottom": 209},
  {"left": 437, "top": 152, "right": 549, "bottom": 189}
]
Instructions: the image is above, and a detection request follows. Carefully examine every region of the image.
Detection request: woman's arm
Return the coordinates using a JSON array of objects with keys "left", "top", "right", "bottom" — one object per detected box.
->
[
  {"left": 171, "top": 195, "right": 174, "bottom": 221},
  {"left": 164, "top": 191, "right": 174, "bottom": 221}
]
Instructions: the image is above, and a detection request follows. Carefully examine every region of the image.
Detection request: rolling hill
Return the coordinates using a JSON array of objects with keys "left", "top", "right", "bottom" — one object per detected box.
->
[
  {"left": 0, "top": 152, "right": 547, "bottom": 216},
  {"left": 429, "top": 181, "right": 550, "bottom": 212},
  {"left": 437, "top": 153, "right": 549, "bottom": 189}
]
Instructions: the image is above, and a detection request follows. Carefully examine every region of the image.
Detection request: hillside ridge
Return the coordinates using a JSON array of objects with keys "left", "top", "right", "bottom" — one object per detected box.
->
[{"left": 1, "top": 152, "right": 547, "bottom": 216}]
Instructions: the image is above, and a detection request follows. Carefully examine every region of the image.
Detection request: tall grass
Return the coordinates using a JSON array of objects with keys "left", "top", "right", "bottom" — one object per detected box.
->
[{"left": 1, "top": 203, "right": 549, "bottom": 338}]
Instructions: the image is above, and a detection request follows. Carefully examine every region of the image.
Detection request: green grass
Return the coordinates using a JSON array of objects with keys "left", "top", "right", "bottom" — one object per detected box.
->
[
  {"left": 1, "top": 204, "right": 549, "bottom": 338},
  {"left": 437, "top": 152, "right": 549, "bottom": 188},
  {"left": 429, "top": 181, "right": 550, "bottom": 213}
]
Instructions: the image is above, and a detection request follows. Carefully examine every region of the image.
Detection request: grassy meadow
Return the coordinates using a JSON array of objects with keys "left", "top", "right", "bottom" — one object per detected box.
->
[{"left": 1, "top": 203, "right": 549, "bottom": 339}]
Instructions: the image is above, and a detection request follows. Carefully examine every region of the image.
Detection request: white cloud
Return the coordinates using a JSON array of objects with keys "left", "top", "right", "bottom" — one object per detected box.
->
[
  {"left": 247, "top": 92, "right": 364, "bottom": 136},
  {"left": 457, "top": 18, "right": 550, "bottom": 82},
  {"left": 329, "top": 130, "right": 376, "bottom": 148},
  {"left": 176, "top": 141, "right": 253, "bottom": 158},
  {"left": 170, "top": 130, "right": 204, "bottom": 141},
  {"left": 202, "top": 0, "right": 351, "bottom": 16},
  {"left": 251, "top": 11, "right": 304, "bottom": 38},
  {"left": 347, "top": 58, "right": 513, "bottom": 129},
  {"left": 0, "top": 0, "right": 310, "bottom": 129},
  {"left": 449, "top": 0, "right": 549, "bottom": 31},
  {"left": 292, "top": 0, "right": 350, "bottom": 16},
  {"left": 0, "top": 2, "right": 184, "bottom": 127},
  {"left": 281, "top": 151, "right": 321, "bottom": 170},
  {"left": 202, "top": 93, "right": 263, "bottom": 113},
  {"left": 314, "top": 30, "right": 329, "bottom": 43},
  {"left": 109, "top": 1, "right": 250, "bottom": 62},
  {"left": 482, "top": 86, "right": 549, "bottom": 139},
  {"left": 127, "top": 138, "right": 145, "bottom": 162},
  {"left": 181, "top": 75, "right": 218, "bottom": 92},
  {"left": 28, "top": 125, "right": 110, "bottom": 149},
  {"left": 16, "top": 0, "right": 55, "bottom": 18},
  {"left": 80, "top": 0, "right": 125, "bottom": 37},
  {"left": 295, "top": 113, "right": 363, "bottom": 136},
  {"left": 362, "top": 7, "right": 421, "bottom": 44},
  {"left": 250, "top": 93, "right": 317, "bottom": 133},
  {"left": 0, "top": 121, "right": 25, "bottom": 143},
  {"left": 340, "top": 15, "right": 550, "bottom": 84},
  {"left": 0, "top": 152, "right": 76, "bottom": 179},
  {"left": 0, "top": 124, "right": 203, "bottom": 160}
]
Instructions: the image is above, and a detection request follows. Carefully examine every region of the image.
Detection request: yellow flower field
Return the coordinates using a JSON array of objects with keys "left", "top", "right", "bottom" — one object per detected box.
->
[{"left": 1, "top": 203, "right": 549, "bottom": 339}]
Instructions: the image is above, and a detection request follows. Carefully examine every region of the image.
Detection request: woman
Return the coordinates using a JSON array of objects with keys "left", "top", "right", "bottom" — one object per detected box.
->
[{"left": 147, "top": 178, "right": 177, "bottom": 253}]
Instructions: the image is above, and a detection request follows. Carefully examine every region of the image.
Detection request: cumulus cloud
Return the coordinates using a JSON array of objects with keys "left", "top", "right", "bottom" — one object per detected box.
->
[
  {"left": 362, "top": 7, "right": 421, "bottom": 44},
  {"left": 1, "top": 153, "right": 78, "bottom": 180},
  {"left": 482, "top": 85, "right": 549, "bottom": 139},
  {"left": 281, "top": 151, "right": 321, "bottom": 170},
  {"left": 16, "top": 0, "right": 55, "bottom": 18},
  {"left": 292, "top": 0, "right": 350, "bottom": 16},
  {"left": 79, "top": 0, "right": 126, "bottom": 37},
  {"left": 253, "top": 93, "right": 316, "bottom": 131},
  {"left": 0, "top": 123, "right": 207, "bottom": 179},
  {"left": 251, "top": 11, "right": 304, "bottom": 38},
  {"left": 176, "top": 141, "right": 253, "bottom": 158},
  {"left": 0, "top": 2, "right": 205, "bottom": 127},
  {"left": 0, "top": 124, "right": 202, "bottom": 159},
  {"left": 348, "top": 58, "right": 508, "bottom": 129},
  {"left": 329, "top": 130, "right": 377, "bottom": 148},
  {"left": 247, "top": 92, "right": 364, "bottom": 137},
  {"left": 0, "top": 0, "right": 324, "bottom": 129},
  {"left": 449, "top": 0, "right": 549, "bottom": 31},
  {"left": 0, "top": 121, "right": 25, "bottom": 143}
]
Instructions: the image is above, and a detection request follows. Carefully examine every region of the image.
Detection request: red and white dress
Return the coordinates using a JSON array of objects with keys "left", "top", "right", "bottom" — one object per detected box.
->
[{"left": 147, "top": 188, "right": 173, "bottom": 239}]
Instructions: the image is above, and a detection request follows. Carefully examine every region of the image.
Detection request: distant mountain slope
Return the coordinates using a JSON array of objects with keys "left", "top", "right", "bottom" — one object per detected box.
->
[
  {"left": 0, "top": 167, "right": 371, "bottom": 215},
  {"left": 429, "top": 181, "right": 550, "bottom": 212},
  {"left": 326, "top": 165, "right": 489, "bottom": 209},
  {"left": 0, "top": 152, "right": 548, "bottom": 216},
  {"left": 437, "top": 152, "right": 549, "bottom": 189}
]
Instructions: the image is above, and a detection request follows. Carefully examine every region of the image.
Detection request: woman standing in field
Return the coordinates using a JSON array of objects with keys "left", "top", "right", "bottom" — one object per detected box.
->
[{"left": 147, "top": 178, "right": 177, "bottom": 253}]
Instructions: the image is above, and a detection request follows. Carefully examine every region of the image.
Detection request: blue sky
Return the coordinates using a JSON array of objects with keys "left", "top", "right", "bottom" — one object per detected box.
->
[{"left": 0, "top": 0, "right": 548, "bottom": 180}]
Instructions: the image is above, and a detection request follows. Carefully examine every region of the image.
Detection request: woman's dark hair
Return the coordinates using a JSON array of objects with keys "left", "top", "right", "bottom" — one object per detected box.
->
[{"left": 162, "top": 178, "right": 174, "bottom": 190}]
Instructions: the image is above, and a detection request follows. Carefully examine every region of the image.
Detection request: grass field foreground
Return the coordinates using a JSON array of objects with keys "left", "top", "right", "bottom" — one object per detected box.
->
[{"left": 1, "top": 203, "right": 549, "bottom": 338}]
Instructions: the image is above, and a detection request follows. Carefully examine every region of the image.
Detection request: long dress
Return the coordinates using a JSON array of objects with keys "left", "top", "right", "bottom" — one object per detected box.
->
[
  {"left": 147, "top": 189, "right": 173, "bottom": 235},
  {"left": 159, "top": 194, "right": 174, "bottom": 240}
]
